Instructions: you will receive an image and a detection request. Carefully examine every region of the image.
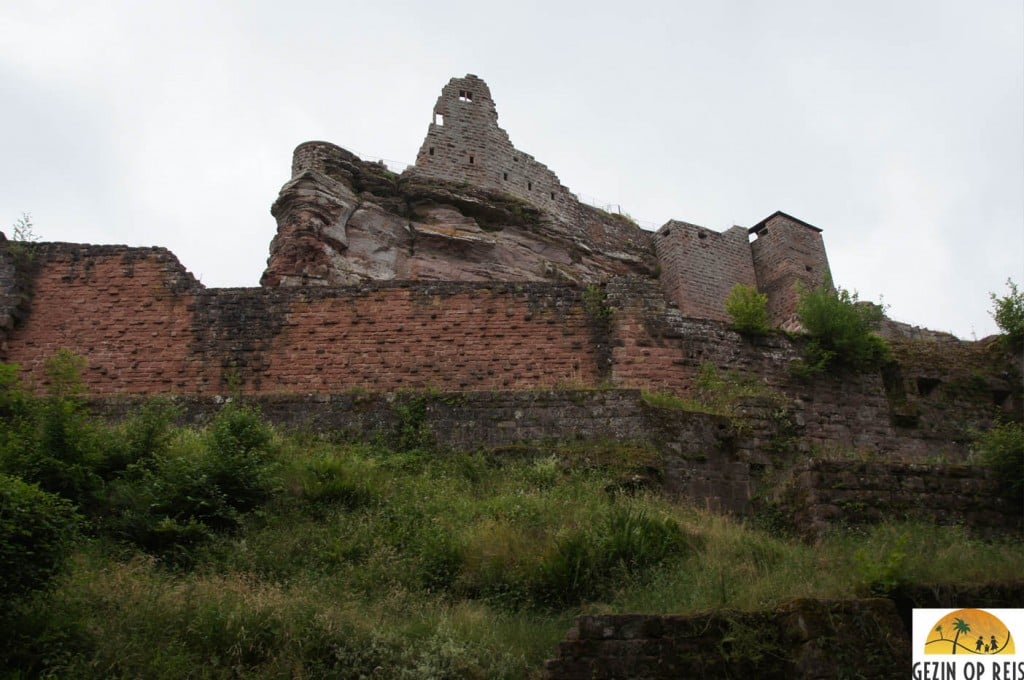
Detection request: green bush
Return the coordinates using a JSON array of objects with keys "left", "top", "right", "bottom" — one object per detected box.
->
[
  {"left": 990, "top": 278, "right": 1024, "bottom": 348},
  {"left": 725, "top": 283, "right": 770, "bottom": 335},
  {"left": 0, "top": 473, "right": 80, "bottom": 601},
  {"left": 971, "top": 422, "right": 1024, "bottom": 498},
  {"left": 0, "top": 352, "right": 105, "bottom": 510},
  {"left": 106, "top": 403, "right": 277, "bottom": 560},
  {"left": 796, "top": 283, "right": 890, "bottom": 372},
  {"left": 531, "top": 507, "right": 686, "bottom": 608}
]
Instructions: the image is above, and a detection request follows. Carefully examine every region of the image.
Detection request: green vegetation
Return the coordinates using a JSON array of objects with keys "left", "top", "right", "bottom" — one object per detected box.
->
[
  {"left": 2, "top": 355, "right": 1022, "bottom": 677},
  {"left": 581, "top": 283, "right": 614, "bottom": 322},
  {"left": 0, "top": 473, "right": 79, "bottom": 602},
  {"left": 990, "top": 277, "right": 1024, "bottom": 348},
  {"left": 725, "top": 283, "right": 770, "bottom": 336},
  {"left": 970, "top": 421, "right": 1024, "bottom": 499},
  {"left": 795, "top": 282, "right": 890, "bottom": 373}
]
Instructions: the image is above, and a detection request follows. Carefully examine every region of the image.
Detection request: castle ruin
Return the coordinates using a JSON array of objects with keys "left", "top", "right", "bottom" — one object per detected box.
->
[{"left": 263, "top": 74, "right": 831, "bottom": 326}]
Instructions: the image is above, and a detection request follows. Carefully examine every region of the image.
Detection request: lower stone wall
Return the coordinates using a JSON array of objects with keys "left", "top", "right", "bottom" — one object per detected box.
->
[
  {"left": 777, "top": 459, "right": 1023, "bottom": 539},
  {"left": 544, "top": 599, "right": 910, "bottom": 679}
]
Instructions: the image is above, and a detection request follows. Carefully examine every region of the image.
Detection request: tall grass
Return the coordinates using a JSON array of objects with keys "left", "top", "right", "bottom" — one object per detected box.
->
[{"left": 2, "top": 399, "right": 1022, "bottom": 678}]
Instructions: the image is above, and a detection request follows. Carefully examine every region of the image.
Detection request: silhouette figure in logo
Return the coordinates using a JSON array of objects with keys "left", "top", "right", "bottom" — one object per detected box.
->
[
  {"left": 991, "top": 636, "right": 999, "bottom": 653},
  {"left": 985, "top": 644, "right": 990, "bottom": 652},
  {"left": 976, "top": 636, "right": 984, "bottom": 652}
]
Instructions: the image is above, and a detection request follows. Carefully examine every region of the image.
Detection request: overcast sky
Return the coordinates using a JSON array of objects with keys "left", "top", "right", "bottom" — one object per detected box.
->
[{"left": 2, "top": 0, "right": 1021, "bottom": 339}]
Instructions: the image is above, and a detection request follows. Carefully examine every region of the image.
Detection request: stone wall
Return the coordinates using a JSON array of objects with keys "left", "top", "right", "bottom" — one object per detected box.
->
[
  {"left": 778, "top": 459, "right": 1023, "bottom": 539},
  {"left": 654, "top": 221, "right": 757, "bottom": 322},
  {"left": 544, "top": 599, "right": 910, "bottom": 679},
  {"left": 3, "top": 242, "right": 1017, "bottom": 466}
]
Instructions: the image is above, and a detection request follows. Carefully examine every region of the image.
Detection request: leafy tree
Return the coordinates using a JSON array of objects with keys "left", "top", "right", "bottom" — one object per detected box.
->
[
  {"left": 725, "top": 283, "right": 770, "bottom": 336},
  {"left": 990, "top": 278, "right": 1024, "bottom": 348},
  {"left": 796, "top": 282, "right": 890, "bottom": 372}
]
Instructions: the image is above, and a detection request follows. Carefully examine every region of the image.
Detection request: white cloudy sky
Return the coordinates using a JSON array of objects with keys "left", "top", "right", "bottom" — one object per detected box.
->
[{"left": 2, "top": 0, "right": 1021, "bottom": 339}]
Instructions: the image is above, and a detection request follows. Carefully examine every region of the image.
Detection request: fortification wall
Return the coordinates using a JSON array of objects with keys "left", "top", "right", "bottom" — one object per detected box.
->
[
  {"left": 1, "top": 243, "right": 606, "bottom": 395},
  {"left": 779, "top": 459, "right": 1022, "bottom": 540},
  {"left": 654, "top": 221, "right": 757, "bottom": 321},
  {"left": 545, "top": 600, "right": 909, "bottom": 679},
  {"left": 2, "top": 243, "right": 1016, "bottom": 466}
]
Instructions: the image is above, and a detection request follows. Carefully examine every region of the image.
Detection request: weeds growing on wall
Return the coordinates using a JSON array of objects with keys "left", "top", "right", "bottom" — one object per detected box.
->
[
  {"left": 970, "top": 421, "right": 1024, "bottom": 499},
  {"left": 725, "top": 283, "right": 771, "bottom": 336},
  {"left": 794, "top": 282, "right": 890, "bottom": 373}
]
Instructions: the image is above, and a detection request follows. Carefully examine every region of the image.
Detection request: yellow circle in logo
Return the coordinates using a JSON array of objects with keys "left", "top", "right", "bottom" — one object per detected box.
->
[{"left": 925, "top": 609, "right": 1015, "bottom": 655}]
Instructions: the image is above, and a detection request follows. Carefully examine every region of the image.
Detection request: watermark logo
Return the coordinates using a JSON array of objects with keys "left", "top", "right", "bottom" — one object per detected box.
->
[{"left": 913, "top": 608, "right": 1023, "bottom": 679}]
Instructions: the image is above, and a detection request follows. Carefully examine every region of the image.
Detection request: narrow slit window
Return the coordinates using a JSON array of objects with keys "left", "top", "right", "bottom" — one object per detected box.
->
[
  {"left": 550, "top": 192, "right": 555, "bottom": 200},
  {"left": 469, "top": 155, "right": 474, "bottom": 164},
  {"left": 503, "top": 172, "right": 508, "bottom": 180},
  {"left": 429, "top": 147, "right": 434, "bottom": 156},
  {"left": 528, "top": 181, "right": 532, "bottom": 190}
]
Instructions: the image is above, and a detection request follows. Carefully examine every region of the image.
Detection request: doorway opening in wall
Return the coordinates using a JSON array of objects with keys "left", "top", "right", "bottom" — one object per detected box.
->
[{"left": 434, "top": 113, "right": 444, "bottom": 126}]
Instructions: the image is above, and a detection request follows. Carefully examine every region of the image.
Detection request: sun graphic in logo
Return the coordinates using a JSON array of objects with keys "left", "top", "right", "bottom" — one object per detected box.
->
[{"left": 925, "top": 609, "right": 1015, "bottom": 655}]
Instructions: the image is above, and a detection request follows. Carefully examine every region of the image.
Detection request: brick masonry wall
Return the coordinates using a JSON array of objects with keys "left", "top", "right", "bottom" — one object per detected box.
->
[
  {"left": 1, "top": 243, "right": 607, "bottom": 395},
  {"left": 654, "top": 221, "right": 757, "bottom": 321},
  {"left": 3, "top": 244, "right": 1016, "bottom": 468}
]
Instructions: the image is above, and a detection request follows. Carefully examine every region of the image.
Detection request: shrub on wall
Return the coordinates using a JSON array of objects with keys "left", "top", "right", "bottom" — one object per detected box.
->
[
  {"left": 971, "top": 422, "right": 1024, "bottom": 499},
  {"left": 990, "top": 278, "right": 1024, "bottom": 348},
  {"left": 796, "top": 283, "right": 889, "bottom": 372},
  {"left": 724, "top": 284, "right": 770, "bottom": 336}
]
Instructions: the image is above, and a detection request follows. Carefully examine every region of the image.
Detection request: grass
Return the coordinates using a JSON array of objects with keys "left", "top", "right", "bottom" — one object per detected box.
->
[{"left": 5, "top": 424, "right": 1023, "bottom": 678}]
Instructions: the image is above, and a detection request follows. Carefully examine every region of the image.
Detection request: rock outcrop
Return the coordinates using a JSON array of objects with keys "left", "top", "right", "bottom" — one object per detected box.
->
[{"left": 261, "top": 142, "right": 656, "bottom": 286}]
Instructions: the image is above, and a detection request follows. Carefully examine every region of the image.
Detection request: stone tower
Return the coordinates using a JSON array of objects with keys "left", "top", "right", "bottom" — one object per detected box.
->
[
  {"left": 408, "top": 74, "right": 575, "bottom": 221},
  {"left": 749, "top": 211, "right": 832, "bottom": 325}
]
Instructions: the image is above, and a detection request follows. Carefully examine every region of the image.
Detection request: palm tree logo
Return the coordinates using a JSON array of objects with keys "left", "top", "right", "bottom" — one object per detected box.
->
[
  {"left": 950, "top": 617, "right": 971, "bottom": 655},
  {"left": 924, "top": 609, "right": 1014, "bottom": 655}
]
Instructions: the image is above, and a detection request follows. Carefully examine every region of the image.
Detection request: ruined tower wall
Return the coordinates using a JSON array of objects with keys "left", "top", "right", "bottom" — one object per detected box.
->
[
  {"left": 653, "top": 221, "right": 757, "bottom": 321},
  {"left": 749, "top": 212, "right": 832, "bottom": 324},
  {"left": 406, "top": 74, "right": 577, "bottom": 223}
]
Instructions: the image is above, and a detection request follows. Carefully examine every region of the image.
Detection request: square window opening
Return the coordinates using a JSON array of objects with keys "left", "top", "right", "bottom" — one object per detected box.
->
[{"left": 434, "top": 113, "right": 444, "bottom": 126}]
